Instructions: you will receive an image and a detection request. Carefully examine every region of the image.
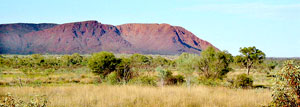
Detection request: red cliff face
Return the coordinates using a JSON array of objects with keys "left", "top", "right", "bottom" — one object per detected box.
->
[
  {"left": 117, "top": 23, "right": 217, "bottom": 54},
  {"left": 0, "top": 21, "right": 217, "bottom": 55}
]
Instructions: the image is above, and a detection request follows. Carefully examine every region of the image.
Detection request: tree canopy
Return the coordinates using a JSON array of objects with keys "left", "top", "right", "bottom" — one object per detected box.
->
[
  {"left": 235, "top": 46, "right": 265, "bottom": 75},
  {"left": 197, "top": 47, "right": 233, "bottom": 79},
  {"left": 88, "top": 51, "right": 120, "bottom": 76}
]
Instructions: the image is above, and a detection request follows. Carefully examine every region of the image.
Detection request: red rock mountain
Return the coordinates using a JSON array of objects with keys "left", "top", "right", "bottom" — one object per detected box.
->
[{"left": 0, "top": 20, "right": 217, "bottom": 55}]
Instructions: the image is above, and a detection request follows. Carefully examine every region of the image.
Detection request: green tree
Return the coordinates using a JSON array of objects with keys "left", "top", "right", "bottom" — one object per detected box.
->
[
  {"left": 197, "top": 47, "right": 233, "bottom": 79},
  {"left": 236, "top": 46, "right": 266, "bottom": 75},
  {"left": 88, "top": 51, "right": 119, "bottom": 76},
  {"left": 176, "top": 53, "right": 198, "bottom": 88}
]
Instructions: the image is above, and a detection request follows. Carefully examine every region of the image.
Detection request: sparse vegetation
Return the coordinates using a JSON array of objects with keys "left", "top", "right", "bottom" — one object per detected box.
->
[{"left": 0, "top": 46, "right": 298, "bottom": 106}]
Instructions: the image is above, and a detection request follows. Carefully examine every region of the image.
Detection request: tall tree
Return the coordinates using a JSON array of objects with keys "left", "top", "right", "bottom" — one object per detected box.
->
[{"left": 236, "top": 46, "right": 266, "bottom": 75}]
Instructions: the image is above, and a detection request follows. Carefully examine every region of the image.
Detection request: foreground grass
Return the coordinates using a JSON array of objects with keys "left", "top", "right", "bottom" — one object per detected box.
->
[{"left": 0, "top": 84, "right": 271, "bottom": 107}]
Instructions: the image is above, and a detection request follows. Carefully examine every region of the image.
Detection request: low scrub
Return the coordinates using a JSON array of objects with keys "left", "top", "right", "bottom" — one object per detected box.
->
[
  {"left": 128, "top": 76, "right": 157, "bottom": 86},
  {"left": 234, "top": 74, "right": 253, "bottom": 88}
]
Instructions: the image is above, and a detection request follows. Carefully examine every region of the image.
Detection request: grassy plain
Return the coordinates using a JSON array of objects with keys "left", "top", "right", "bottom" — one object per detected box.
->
[
  {"left": 0, "top": 54, "right": 278, "bottom": 106},
  {"left": 0, "top": 84, "right": 271, "bottom": 107}
]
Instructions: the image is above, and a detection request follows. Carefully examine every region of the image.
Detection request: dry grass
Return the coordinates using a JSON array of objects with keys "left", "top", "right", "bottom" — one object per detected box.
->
[{"left": 0, "top": 84, "right": 271, "bottom": 107}]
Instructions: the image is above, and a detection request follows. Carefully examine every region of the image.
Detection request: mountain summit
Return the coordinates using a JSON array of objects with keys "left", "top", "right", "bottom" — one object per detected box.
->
[{"left": 0, "top": 21, "right": 217, "bottom": 55}]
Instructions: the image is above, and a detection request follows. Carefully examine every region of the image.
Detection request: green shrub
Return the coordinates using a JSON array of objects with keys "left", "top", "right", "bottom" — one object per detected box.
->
[
  {"left": 128, "top": 76, "right": 157, "bottom": 86},
  {"left": 44, "top": 56, "right": 60, "bottom": 68},
  {"left": 234, "top": 74, "right": 253, "bottom": 88},
  {"left": 88, "top": 51, "right": 119, "bottom": 76},
  {"left": 80, "top": 57, "right": 88, "bottom": 66},
  {"left": 198, "top": 76, "right": 222, "bottom": 86},
  {"left": 105, "top": 72, "right": 118, "bottom": 85},
  {"left": 31, "top": 54, "right": 46, "bottom": 67},
  {"left": 70, "top": 53, "right": 83, "bottom": 65},
  {"left": 152, "top": 56, "right": 172, "bottom": 67},
  {"left": 59, "top": 53, "right": 84, "bottom": 66}
]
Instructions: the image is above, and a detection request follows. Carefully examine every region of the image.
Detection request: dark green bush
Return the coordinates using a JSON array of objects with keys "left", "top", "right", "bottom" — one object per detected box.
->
[
  {"left": 165, "top": 74, "right": 185, "bottom": 85},
  {"left": 234, "top": 74, "right": 253, "bottom": 88},
  {"left": 88, "top": 51, "right": 119, "bottom": 76},
  {"left": 115, "top": 57, "right": 135, "bottom": 84}
]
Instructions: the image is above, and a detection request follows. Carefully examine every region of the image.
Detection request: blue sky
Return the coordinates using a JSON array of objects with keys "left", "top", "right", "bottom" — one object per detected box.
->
[{"left": 1, "top": 0, "right": 299, "bottom": 57}]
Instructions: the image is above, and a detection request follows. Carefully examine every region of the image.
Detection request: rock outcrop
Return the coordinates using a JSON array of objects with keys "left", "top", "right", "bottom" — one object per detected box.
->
[{"left": 0, "top": 20, "right": 217, "bottom": 55}]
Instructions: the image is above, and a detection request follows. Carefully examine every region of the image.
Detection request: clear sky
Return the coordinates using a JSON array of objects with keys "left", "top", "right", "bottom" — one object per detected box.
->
[{"left": 1, "top": 0, "right": 299, "bottom": 57}]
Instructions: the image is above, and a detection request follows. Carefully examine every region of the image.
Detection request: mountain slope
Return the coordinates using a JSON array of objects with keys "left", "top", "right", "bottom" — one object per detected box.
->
[
  {"left": 0, "top": 20, "right": 216, "bottom": 55},
  {"left": 0, "top": 23, "right": 57, "bottom": 53}
]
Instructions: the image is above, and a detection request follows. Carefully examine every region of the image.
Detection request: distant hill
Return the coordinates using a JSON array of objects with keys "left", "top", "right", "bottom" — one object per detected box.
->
[{"left": 0, "top": 20, "right": 217, "bottom": 55}]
